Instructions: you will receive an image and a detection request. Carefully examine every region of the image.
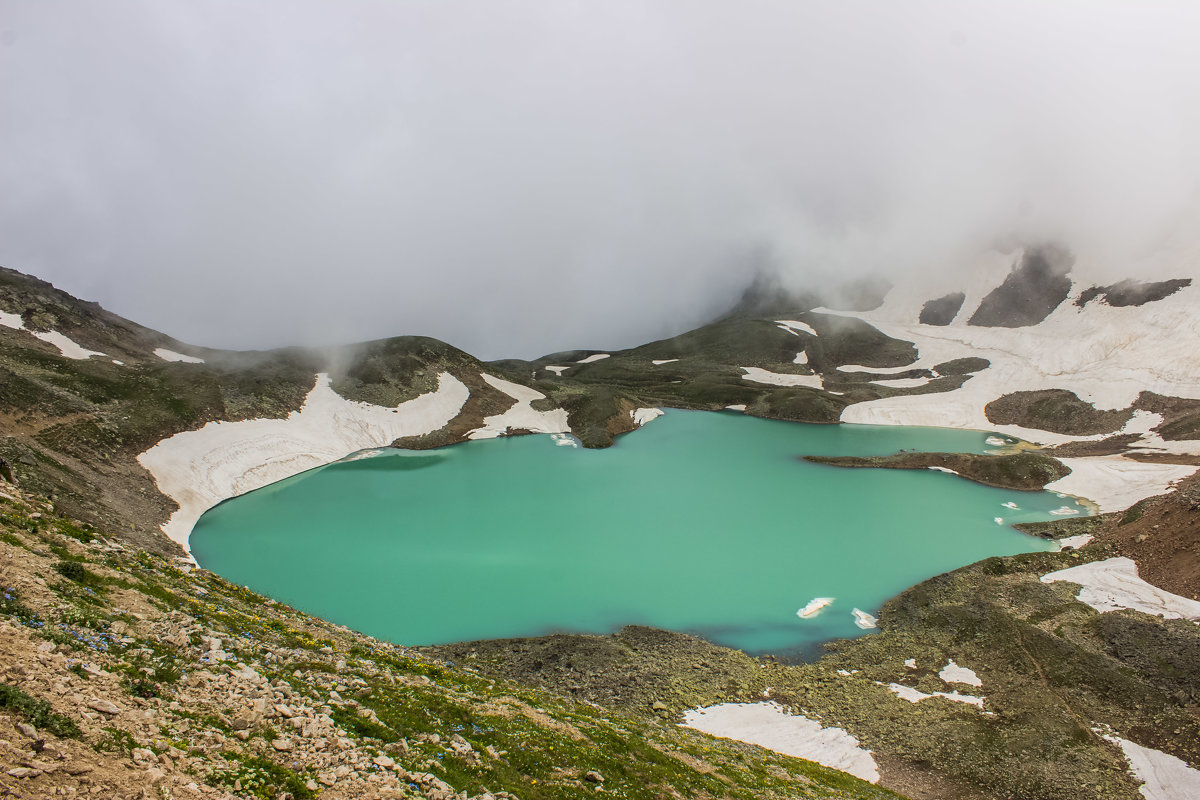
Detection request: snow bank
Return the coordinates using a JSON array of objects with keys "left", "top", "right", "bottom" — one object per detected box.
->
[
  {"left": 1105, "top": 734, "right": 1200, "bottom": 800},
  {"left": 681, "top": 702, "right": 879, "bottom": 783},
  {"left": 652, "top": 358, "right": 678, "bottom": 365},
  {"left": 1041, "top": 557, "right": 1200, "bottom": 621},
  {"left": 0, "top": 311, "right": 106, "bottom": 359},
  {"left": 835, "top": 363, "right": 919, "bottom": 374},
  {"left": 741, "top": 367, "right": 823, "bottom": 390},
  {"left": 576, "top": 353, "right": 610, "bottom": 364},
  {"left": 544, "top": 365, "right": 568, "bottom": 376},
  {"left": 138, "top": 372, "right": 469, "bottom": 552},
  {"left": 939, "top": 660, "right": 982, "bottom": 687},
  {"left": 467, "top": 373, "right": 570, "bottom": 440},
  {"left": 630, "top": 408, "right": 665, "bottom": 426},
  {"left": 1046, "top": 458, "right": 1196, "bottom": 514},
  {"left": 155, "top": 347, "right": 205, "bottom": 364}
]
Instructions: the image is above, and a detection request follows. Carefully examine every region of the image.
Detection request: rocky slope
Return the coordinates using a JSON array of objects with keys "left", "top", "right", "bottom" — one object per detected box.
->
[
  {"left": 0, "top": 482, "right": 900, "bottom": 800},
  {"left": 3, "top": 251, "right": 1200, "bottom": 799}
]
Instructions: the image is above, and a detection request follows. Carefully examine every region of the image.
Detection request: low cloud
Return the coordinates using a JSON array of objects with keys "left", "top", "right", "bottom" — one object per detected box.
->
[{"left": 3, "top": 1, "right": 1199, "bottom": 358}]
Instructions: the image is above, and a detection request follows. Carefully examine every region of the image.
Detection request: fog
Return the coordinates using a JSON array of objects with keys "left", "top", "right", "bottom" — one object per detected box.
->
[{"left": 2, "top": 2, "right": 1199, "bottom": 358}]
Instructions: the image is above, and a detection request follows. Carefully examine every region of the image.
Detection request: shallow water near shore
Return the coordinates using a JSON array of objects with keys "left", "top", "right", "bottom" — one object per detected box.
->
[{"left": 191, "top": 411, "right": 1084, "bottom": 657}]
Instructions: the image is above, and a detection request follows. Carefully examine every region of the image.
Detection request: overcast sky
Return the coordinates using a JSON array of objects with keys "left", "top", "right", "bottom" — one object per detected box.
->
[{"left": 3, "top": 2, "right": 1200, "bottom": 359}]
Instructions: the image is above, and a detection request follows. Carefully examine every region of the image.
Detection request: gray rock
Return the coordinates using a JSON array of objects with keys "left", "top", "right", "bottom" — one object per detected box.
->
[
  {"left": 584, "top": 770, "right": 604, "bottom": 783},
  {"left": 88, "top": 698, "right": 121, "bottom": 715}
]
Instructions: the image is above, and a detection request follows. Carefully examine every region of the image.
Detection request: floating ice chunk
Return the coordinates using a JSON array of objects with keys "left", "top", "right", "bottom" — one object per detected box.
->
[
  {"left": 550, "top": 433, "right": 578, "bottom": 448},
  {"left": 852, "top": 608, "right": 878, "bottom": 629},
  {"left": 576, "top": 353, "right": 610, "bottom": 364},
  {"left": 994, "top": 517, "right": 1004, "bottom": 525},
  {"left": 1002, "top": 501, "right": 1020, "bottom": 509},
  {"left": 986, "top": 436, "right": 1007, "bottom": 446},
  {"left": 651, "top": 358, "right": 678, "bottom": 365},
  {"left": 1050, "top": 505, "right": 1080, "bottom": 516},
  {"left": 775, "top": 319, "right": 817, "bottom": 336},
  {"left": 939, "top": 660, "right": 982, "bottom": 687},
  {"left": 155, "top": 347, "right": 205, "bottom": 364},
  {"left": 741, "top": 367, "right": 823, "bottom": 389},
  {"left": 797, "top": 597, "right": 835, "bottom": 619},
  {"left": 1041, "top": 557, "right": 1200, "bottom": 621}
]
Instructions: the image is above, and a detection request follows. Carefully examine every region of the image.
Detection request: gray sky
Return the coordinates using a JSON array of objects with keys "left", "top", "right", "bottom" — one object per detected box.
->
[{"left": 3, "top": 2, "right": 1200, "bottom": 359}]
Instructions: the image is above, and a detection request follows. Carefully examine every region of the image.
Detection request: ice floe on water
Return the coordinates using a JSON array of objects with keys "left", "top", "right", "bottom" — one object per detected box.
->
[
  {"left": 550, "top": 433, "right": 577, "bottom": 448},
  {"left": 939, "top": 660, "right": 982, "bottom": 687},
  {"left": 1041, "top": 557, "right": 1200, "bottom": 622},
  {"left": 681, "top": 702, "right": 879, "bottom": 783},
  {"left": 1002, "top": 501, "right": 1020, "bottom": 509},
  {"left": 994, "top": 517, "right": 1004, "bottom": 525},
  {"left": 985, "top": 436, "right": 1008, "bottom": 446},
  {"left": 851, "top": 608, "right": 878, "bottom": 629},
  {"left": 155, "top": 347, "right": 205, "bottom": 364},
  {"left": 796, "top": 597, "right": 835, "bottom": 619},
  {"left": 1050, "top": 505, "right": 1081, "bottom": 516}
]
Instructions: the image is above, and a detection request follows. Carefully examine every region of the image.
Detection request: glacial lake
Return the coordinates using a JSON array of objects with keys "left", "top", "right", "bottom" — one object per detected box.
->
[{"left": 191, "top": 411, "right": 1085, "bottom": 658}]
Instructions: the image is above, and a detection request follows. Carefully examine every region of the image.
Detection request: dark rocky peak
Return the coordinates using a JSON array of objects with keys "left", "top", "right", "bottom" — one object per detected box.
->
[
  {"left": 918, "top": 292, "right": 966, "bottom": 326},
  {"left": 1075, "top": 278, "right": 1192, "bottom": 308},
  {"left": 722, "top": 271, "right": 890, "bottom": 320},
  {"left": 967, "top": 245, "right": 1074, "bottom": 327}
]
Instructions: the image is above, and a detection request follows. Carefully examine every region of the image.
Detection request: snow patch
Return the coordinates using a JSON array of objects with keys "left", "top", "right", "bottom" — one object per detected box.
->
[
  {"left": 1041, "top": 557, "right": 1200, "bottom": 621},
  {"left": 1047, "top": 458, "right": 1197, "bottom": 514},
  {"left": 0, "top": 312, "right": 106, "bottom": 359},
  {"left": 576, "top": 353, "right": 610, "bottom": 364},
  {"left": 927, "top": 466, "right": 958, "bottom": 475},
  {"left": 681, "top": 702, "right": 879, "bottom": 784},
  {"left": 468, "top": 373, "right": 570, "bottom": 440},
  {"left": 904, "top": 658, "right": 917, "bottom": 669},
  {"left": 651, "top": 358, "right": 678, "bottom": 365},
  {"left": 741, "top": 367, "right": 823, "bottom": 390},
  {"left": 544, "top": 365, "right": 569, "bottom": 376},
  {"left": 155, "top": 348, "right": 205, "bottom": 364},
  {"left": 885, "top": 683, "right": 985, "bottom": 709},
  {"left": 835, "top": 363, "right": 919, "bottom": 374},
  {"left": 939, "top": 660, "right": 982, "bottom": 687},
  {"left": 138, "top": 372, "right": 469, "bottom": 553},
  {"left": 775, "top": 319, "right": 817, "bottom": 337},
  {"left": 1104, "top": 734, "right": 1200, "bottom": 800},
  {"left": 793, "top": 351, "right": 808, "bottom": 365},
  {"left": 869, "top": 376, "right": 932, "bottom": 389},
  {"left": 724, "top": 404, "right": 747, "bottom": 411},
  {"left": 1057, "top": 534, "right": 1094, "bottom": 551}
]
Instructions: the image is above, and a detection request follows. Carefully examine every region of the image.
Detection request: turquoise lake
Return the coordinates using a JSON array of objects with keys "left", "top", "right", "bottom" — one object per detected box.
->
[{"left": 191, "top": 411, "right": 1085, "bottom": 658}]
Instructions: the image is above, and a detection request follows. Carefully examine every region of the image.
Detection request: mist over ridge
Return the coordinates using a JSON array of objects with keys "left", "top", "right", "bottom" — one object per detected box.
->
[{"left": 3, "top": 1, "right": 1200, "bottom": 359}]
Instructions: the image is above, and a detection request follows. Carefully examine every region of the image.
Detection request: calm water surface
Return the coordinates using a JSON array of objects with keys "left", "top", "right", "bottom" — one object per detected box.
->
[{"left": 191, "top": 411, "right": 1084, "bottom": 657}]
